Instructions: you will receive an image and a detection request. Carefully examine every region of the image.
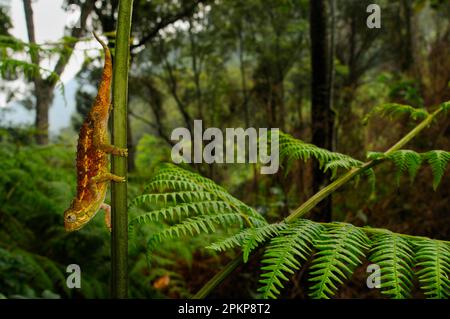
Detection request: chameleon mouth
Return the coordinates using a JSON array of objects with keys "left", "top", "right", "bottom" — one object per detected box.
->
[{"left": 64, "top": 222, "right": 83, "bottom": 232}]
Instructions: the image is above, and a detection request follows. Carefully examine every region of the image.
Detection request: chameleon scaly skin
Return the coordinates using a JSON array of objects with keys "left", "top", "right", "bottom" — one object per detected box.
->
[{"left": 64, "top": 33, "right": 127, "bottom": 232}]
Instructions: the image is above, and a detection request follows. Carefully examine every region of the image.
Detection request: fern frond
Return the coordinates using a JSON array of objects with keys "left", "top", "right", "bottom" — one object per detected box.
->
[
  {"left": 279, "top": 132, "right": 362, "bottom": 173},
  {"left": 207, "top": 223, "right": 284, "bottom": 250},
  {"left": 415, "top": 240, "right": 450, "bottom": 299},
  {"left": 206, "top": 230, "right": 252, "bottom": 252},
  {"left": 130, "top": 200, "right": 235, "bottom": 224},
  {"left": 131, "top": 191, "right": 215, "bottom": 208},
  {"left": 423, "top": 150, "right": 450, "bottom": 190},
  {"left": 368, "top": 150, "right": 449, "bottom": 189},
  {"left": 364, "top": 103, "right": 429, "bottom": 123},
  {"left": 0, "top": 58, "right": 61, "bottom": 83},
  {"left": 144, "top": 164, "right": 262, "bottom": 218},
  {"left": 308, "top": 223, "right": 370, "bottom": 299},
  {"left": 386, "top": 150, "right": 422, "bottom": 184},
  {"left": 258, "top": 220, "right": 324, "bottom": 299},
  {"left": 324, "top": 159, "right": 360, "bottom": 179},
  {"left": 150, "top": 213, "right": 245, "bottom": 243},
  {"left": 208, "top": 223, "right": 287, "bottom": 262},
  {"left": 130, "top": 164, "right": 268, "bottom": 253},
  {"left": 368, "top": 232, "right": 415, "bottom": 299}
]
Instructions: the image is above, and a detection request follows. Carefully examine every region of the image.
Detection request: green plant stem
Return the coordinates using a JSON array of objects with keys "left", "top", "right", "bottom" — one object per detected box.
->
[
  {"left": 192, "top": 253, "right": 243, "bottom": 299},
  {"left": 193, "top": 107, "right": 443, "bottom": 299},
  {"left": 286, "top": 107, "right": 441, "bottom": 222},
  {"left": 111, "top": 0, "right": 134, "bottom": 299}
]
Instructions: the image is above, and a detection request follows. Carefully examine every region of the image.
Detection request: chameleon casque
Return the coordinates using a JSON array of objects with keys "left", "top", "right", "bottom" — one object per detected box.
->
[{"left": 64, "top": 33, "right": 128, "bottom": 232}]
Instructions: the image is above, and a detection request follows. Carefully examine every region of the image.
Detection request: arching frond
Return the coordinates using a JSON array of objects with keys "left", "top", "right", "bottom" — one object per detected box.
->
[
  {"left": 131, "top": 200, "right": 235, "bottom": 224},
  {"left": 415, "top": 240, "right": 450, "bottom": 299},
  {"left": 308, "top": 223, "right": 371, "bottom": 299},
  {"left": 278, "top": 132, "right": 363, "bottom": 173},
  {"left": 368, "top": 232, "right": 415, "bottom": 299},
  {"left": 368, "top": 150, "right": 449, "bottom": 189},
  {"left": 258, "top": 220, "right": 324, "bottom": 299},
  {"left": 131, "top": 157, "right": 450, "bottom": 300},
  {"left": 142, "top": 164, "right": 262, "bottom": 217},
  {"left": 363, "top": 103, "right": 429, "bottom": 123},
  {"left": 150, "top": 213, "right": 245, "bottom": 243},
  {"left": 207, "top": 223, "right": 284, "bottom": 251},
  {"left": 131, "top": 191, "right": 215, "bottom": 208},
  {"left": 208, "top": 223, "right": 287, "bottom": 262},
  {"left": 130, "top": 164, "right": 268, "bottom": 251},
  {"left": 423, "top": 150, "right": 450, "bottom": 190}
]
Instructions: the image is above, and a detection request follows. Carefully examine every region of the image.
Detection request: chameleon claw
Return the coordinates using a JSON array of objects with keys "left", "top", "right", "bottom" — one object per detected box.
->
[
  {"left": 108, "top": 173, "right": 126, "bottom": 183},
  {"left": 113, "top": 147, "right": 128, "bottom": 157}
]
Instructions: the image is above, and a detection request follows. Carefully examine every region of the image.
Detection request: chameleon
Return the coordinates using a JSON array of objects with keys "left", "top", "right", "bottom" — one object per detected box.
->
[{"left": 64, "top": 33, "right": 128, "bottom": 232}]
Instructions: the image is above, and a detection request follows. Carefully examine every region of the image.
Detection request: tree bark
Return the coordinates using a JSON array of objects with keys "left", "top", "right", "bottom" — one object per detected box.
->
[
  {"left": 22, "top": 0, "right": 93, "bottom": 144},
  {"left": 309, "top": 0, "right": 334, "bottom": 222},
  {"left": 401, "top": 0, "right": 413, "bottom": 71},
  {"left": 23, "top": 0, "right": 47, "bottom": 144}
]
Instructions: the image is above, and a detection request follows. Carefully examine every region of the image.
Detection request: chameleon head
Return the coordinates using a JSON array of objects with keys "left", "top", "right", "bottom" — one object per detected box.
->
[
  {"left": 64, "top": 206, "right": 89, "bottom": 232},
  {"left": 64, "top": 197, "right": 103, "bottom": 232}
]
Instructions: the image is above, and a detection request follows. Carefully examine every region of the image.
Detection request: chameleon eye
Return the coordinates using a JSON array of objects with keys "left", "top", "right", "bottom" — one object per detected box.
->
[{"left": 67, "top": 214, "right": 77, "bottom": 222}]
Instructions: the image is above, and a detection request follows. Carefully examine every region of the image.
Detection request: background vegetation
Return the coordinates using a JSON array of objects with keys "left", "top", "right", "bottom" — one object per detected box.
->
[{"left": 0, "top": 0, "right": 449, "bottom": 298}]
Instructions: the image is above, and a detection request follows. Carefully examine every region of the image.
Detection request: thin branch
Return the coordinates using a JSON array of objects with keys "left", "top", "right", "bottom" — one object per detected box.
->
[
  {"left": 130, "top": 0, "right": 210, "bottom": 51},
  {"left": 128, "top": 109, "right": 174, "bottom": 147},
  {"left": 159, "top": 41, "right": 193, "bottom": 132},
  {"left": 52, "top": 1, "right": 94, "bottom": 79}
]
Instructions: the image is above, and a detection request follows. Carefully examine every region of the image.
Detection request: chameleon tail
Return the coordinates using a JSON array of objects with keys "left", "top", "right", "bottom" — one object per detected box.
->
[{"left": 92, "top": 32, "right": 112, "bottom": 107}]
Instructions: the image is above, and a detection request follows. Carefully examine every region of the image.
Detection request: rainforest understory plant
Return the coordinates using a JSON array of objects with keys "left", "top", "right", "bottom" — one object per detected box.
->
[{"left": 130, "top": 101, "right": 450, "bottom": 299}]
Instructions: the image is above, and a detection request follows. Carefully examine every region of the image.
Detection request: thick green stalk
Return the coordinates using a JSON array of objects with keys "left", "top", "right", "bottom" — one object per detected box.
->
[
  {"left": 111, "top": 0, "right": 134, "bottom": 299},
  {"left": 193, "top": 253, "right": 243, "bottom": 299},
  {"left": 193, "top": 107, "right": 443, "bottom": 299}
]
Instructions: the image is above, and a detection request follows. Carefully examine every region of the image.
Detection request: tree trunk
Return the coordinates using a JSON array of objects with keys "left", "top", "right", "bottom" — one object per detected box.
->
[
  {"left": 23, "top": 0, "right": 93, "bottom": 144},
  {"left": 309, "top": 0, "right": 334, "bottom": 222},
  {"left": 401, "top": 0, "right": 413, "bottom": 71},
  {"left": 23, "top": 0, "right": 48, "bottom": 144},
  {"left": 34, "top": 84, "right": 54, "bottom": 144}
]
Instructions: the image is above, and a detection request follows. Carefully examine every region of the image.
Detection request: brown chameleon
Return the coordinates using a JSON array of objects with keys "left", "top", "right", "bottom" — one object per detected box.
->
[{"left": 64, "top": 33, "right": 127, "bottom": 232}]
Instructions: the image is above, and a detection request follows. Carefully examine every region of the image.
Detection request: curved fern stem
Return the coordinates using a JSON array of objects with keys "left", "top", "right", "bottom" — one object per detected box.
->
[
  {"left": 285, "top": 107, "right": 442, "bottom": 222},
  {"left": 192, "top": 253, "right": 243, "bottom": 299},
  {"left": 193, "top": 105, "right": 445, "bottom": 299},
  {"left": 285, "top": 162, "right": 376, "bottom": 222}
]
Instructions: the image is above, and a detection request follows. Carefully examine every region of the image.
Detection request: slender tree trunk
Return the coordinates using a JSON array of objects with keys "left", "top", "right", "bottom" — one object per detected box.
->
[
  {"left": 23, "top": 0, "right": 48, "bottom": 144},
  {"left": 309, "top": 0, "right": 334, "bottom": 222},
  {"left": 23, "top": 0, "right": 93, "bottom": 144},
  {"left": 189, "top": 19, "right": 203, "bottom": 119},
  {"left": 34, "top": 86, "right": 53, "bottom": 144},
  {"left": 238, "top": 24, "right": 249, "bottom": 127},
  {"left": 401, "top": 0, "right": 413, "bottom": 71}
]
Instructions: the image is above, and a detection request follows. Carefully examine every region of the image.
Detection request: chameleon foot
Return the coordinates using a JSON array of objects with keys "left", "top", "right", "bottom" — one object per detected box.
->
[{"left": 114, "top": 147, "right": 128, "bottom": 157}]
